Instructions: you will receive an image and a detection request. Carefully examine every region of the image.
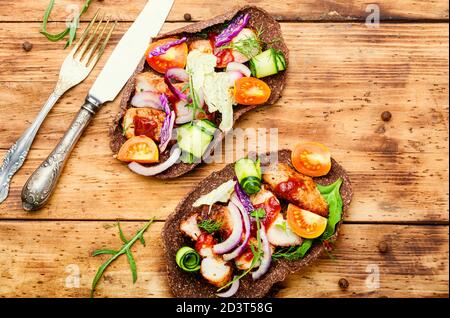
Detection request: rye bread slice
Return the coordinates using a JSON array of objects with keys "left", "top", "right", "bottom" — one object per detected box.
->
[
  {"left": 109, "top": 6, "right": 289, "bottom": 179},
  {"left": 162, "top": 149, "right": 353, "bottom": 298}
]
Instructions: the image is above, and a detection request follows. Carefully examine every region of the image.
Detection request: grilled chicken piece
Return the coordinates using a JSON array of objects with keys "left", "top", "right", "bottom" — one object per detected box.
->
[
  {"left": 180, "top": 214, "right": 201, "bottom": 241},
  {"left": 250, "top": 185, "right": 276, "bottom": 206},
  {"left": 200, "top": 256, "right": 233, "bottom": 288},
  {"left": 135, "top": 71, "right": 186, "bottom": 96},
  {"left": 263, "top": 163, "right": 329, "bottom": 217},
  {"left": 250, "top": 185, "right": 281, "bottom": 228},
  {"left": 235, "top": 238, "right": 261, "bottom": 270},
  {"left": 266, "top": 214, "right": 302, "bottom": 247},
  {"left": 209, "top": 205, "right": 233, "bottom": 239},
  {"left": 135, "top": 72, "right": 168, "bottom": 94},
  {"left": 122, "top": 107, "right": 166, "bottom": 141}
]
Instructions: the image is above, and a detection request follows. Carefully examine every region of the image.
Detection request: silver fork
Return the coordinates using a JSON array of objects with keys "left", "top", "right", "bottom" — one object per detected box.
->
[{"left": 0, "top": 10, "right": 116, "bottom": 204}]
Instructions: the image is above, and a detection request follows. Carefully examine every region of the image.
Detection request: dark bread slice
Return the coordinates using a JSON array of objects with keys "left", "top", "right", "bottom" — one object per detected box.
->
[
  {"left": 162, "top": 149, "right": 353, "bottom": 298},
  {"left": 109, "top": 6, "right": 289, "bottom": 179}
]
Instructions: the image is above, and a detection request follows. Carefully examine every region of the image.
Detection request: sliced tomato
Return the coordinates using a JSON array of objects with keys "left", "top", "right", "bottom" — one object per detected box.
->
[
  {"left": 234, "top": 77, "right": 271, "bottom": 105},
  {"left": 287, "top": 204, "right": 327, "bottom": 239},
  {"left": 116, "top": 136, "right": 159, "bottom": 164},
  {"left": 291, "top": 142, "right": 331, "bottom": 177},
  {"left": 145, "top": 38, "right": 188, "bottom": 74}
]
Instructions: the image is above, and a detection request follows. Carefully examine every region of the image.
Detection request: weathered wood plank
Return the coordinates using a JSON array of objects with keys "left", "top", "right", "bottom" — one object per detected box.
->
[
  {"left": 0, "top": 22, "right": 448, "bottom": 222},
  {"left": 1, "top": 0, "right": 448, "bottom": 23},
  {"left": 0, "top": 221, "right": 447, "bottom": 297}
]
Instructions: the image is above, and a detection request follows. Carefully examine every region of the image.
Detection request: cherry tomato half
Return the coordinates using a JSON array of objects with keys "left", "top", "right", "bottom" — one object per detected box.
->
[
  {"left": 145, "top": 38, "right": 188, "bottom": 74},
  {"left": 291, "top": 142, "right": 331, "bottom": 177},
  {"left": 234, "top": 77, "right": 271, "bottom": 105},
  {"left": 287, "top": 204, "right": 327, "bottom": 239},
  {"left": 116, "top": 136, "right": 159, "bottom": 164}
]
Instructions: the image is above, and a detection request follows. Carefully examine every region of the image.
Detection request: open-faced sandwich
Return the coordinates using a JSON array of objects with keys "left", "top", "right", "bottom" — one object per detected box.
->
[
  {"left": 110, "top": 6, "right": 288, "bottom": 178},
  {"left": 163, "top": 144, "right": 353, "bottom": 298}
]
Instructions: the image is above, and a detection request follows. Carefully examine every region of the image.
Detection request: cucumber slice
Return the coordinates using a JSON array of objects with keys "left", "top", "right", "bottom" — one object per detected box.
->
[
  {"left": 177, "top": 123, "right": 214, "bottom": 161},
  {"left": 276, "top": 51, "right": 286, "bottom": 71},
  {"left": 194, "top": 119, "right": 217, "bottom": 136},
  {"left": 234, "top": 158, "right": 262, "bottom": 195},
  {"left": 249, "top": 48, "right": 279, "bottom": 78}
]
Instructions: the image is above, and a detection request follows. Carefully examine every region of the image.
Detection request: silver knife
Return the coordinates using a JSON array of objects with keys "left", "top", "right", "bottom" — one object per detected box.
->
[{"left": 21, "top": 0, "right": 174, "bottom": 211}]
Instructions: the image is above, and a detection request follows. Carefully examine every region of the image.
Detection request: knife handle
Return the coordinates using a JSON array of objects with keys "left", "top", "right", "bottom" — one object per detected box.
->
[{"left": 21, "top": 95, "right": 102, "bottom": 211}]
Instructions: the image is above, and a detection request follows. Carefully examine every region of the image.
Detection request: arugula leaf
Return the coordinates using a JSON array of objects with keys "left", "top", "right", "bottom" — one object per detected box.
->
[
  {"left": 251, "top": 208, "right": 266, "bottom": 219},
  {"left": 90, "top": 218, "right": 155, "bottom": 297},
  {"left": 125, "top": 249, "right": 137, "bottom": 283},
  {"left": 317, "top": 178, "right": 343, "bottom": 240},
  {"left": 117, "top": 221, "right": 128, "bottom": 243},
  {"left": 40, "top": 0, "right": 92, "bottom": 47},
  {"left": 272, "top": 239, "right": 313, "bottom": 261},
  {"left": 275, "top": 221, "right": 287, "bottom": 232},
  {"left": 92, "top": 249, "right": 117, "bottom": 256}
]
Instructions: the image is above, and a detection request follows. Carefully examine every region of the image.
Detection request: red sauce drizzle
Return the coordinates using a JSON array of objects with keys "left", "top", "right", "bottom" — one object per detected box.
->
[
  {"left": 253, "top": 196, "right": 281, "bottom": 228},
  {"left": 208, "top": 32, "right": 234, "bottom": 68},
  {"left": 133, "top": 116, "right": 158, "bottom": 140},
  {"left": 195, "top": 233, "right": 216, "bottom": 252},
  {"left": 275, "top": 178, "right": 306, "bottom": 203}
]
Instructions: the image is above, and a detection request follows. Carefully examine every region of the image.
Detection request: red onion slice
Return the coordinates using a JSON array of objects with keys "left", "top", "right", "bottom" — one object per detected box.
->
[
  {"left": 128, "top": 147, "right": 181, "bottom": 176},
  {"left": 215, "top": 13, "right": 250, "bottom": 47},
  {"left": 131, "top": 92, "right": 163, "bottom": 109},
  {"left": 227, "top": 71, "right": 244, "bottom": 84},
  {"left": 234, "top": 179, "right": 255, "bottom": 213},
  {"left": 216, "top": 277, "right": 240, "bottom": 298},
  {"left": 165, "top": 68, "right": 189, "bottom": 101},
  {"left": 226, "top": 62, "right": 251, "bottom": 77},
  {"left": 223, "top": 193, "right": 251, "bottom": 261},
  {"left": 159, "top": 110, "right": 175, "bottom": 152},
  {"left": 213, "top": 201, "right": 243, "bottom": 255},
  {"left": 251, "top": 224, "right": 271, "bottom": 280}
]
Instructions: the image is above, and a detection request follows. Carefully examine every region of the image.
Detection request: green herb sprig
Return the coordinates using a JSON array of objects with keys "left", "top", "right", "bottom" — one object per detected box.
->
[
  {"left": 217, "top": 208, "right": 266, "bottom": 292},
  {"left": 272, "top": 239, "right": 313, "bottom": 261},
  {"left": 90, "top": 218, "right": 155, "bottom": 297},
  {"left": 40, "top": 0, "right": 93, "bottom": 48},
  {"left": 186, "top": 73, "right": 205, "bottom": 121},
  {"left": 198, "top": 219, "right": 223, "bottom": 234}
]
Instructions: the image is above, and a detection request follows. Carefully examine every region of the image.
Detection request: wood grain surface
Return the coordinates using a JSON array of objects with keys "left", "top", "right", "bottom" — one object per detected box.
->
[
  {"left": 0, "top": 0, "right": 448, "bottom": 298},
  {"left": 0, "top": 221, "right": 447, "bottom": 297},
  {"left": 1, "top": 0, "right": 448, "bottom": 22},
  {"left": 0, "top": 22, "right": 447, "bottom": 222}
]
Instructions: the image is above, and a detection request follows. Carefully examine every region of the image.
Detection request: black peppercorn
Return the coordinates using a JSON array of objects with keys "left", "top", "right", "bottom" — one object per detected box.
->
[
  {"left": 338, "top": 278, "right": 349, "bottom": 290},
  {"left": 22, "top": 41, "right": 33, "bottom": 52},
  {"left": 184, "top": 13, "right": 192, "bottom": 21},
  {"left": 381, "top": 111, "right": 392, "bottom": 122},
  {"left": 378, "top": 241, "right": 389, "bottom": 253}
]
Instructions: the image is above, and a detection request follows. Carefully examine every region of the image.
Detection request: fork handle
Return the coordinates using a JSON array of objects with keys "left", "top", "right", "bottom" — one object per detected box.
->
[
  {"left": 0, "top": 91, "right": 61, "bottom": 204},
  {"left": 21, "top": 95, "right": 102, "bottom": 211}
]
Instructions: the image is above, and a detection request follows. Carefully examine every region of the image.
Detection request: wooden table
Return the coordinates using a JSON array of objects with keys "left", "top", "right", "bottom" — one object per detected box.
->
[{"left": 0, "top": 0, "right": 448, "bottom": 298}]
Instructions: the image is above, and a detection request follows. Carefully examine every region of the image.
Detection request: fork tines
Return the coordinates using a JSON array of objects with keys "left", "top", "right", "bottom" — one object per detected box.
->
[{"left": 70, "top": 10, "right": 117, "bottom": 70}]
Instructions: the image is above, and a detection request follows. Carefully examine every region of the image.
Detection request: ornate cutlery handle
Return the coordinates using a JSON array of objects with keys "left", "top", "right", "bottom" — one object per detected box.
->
[
  {"left": 21, "top": 95, "right": 102, "bottom": 211},
  {"left": 0, "top": 92, "right": 61, "bottom": 204}
]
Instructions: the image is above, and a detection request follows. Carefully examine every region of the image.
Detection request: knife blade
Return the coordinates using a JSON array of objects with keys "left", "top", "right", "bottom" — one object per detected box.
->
[
  {"left": 21, "top": 0, "right": 174, "bottom": 211},
  {"left": 90, "top": 0, "right": 174, "bottom": 103}
]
